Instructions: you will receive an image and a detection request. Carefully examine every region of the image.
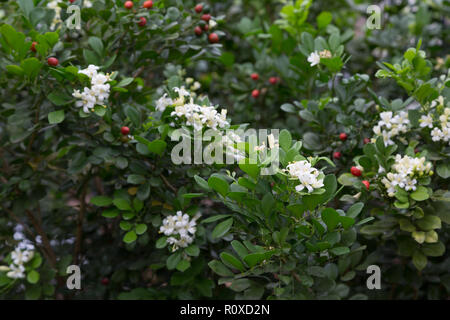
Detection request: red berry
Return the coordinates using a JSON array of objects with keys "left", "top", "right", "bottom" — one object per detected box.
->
[
  {"left": 194, "top": 26, "right": 202, "bottom": 36},
  {"left": 363, "top": 138, "right": 370, "bottom": 144},
  {"left": 333, "top": 151, "right": 341, "bottom": 159},
  {"left": 121, "top": 126, "right": 130, "bottom": 135},
  {"left": 138, "top": 17, "right": 147, "bottom": 27},
  {"left": 47, "top": 57, "right": 58, "bottom": 66},
  {"left": 269, "top": 77, "right": 278, "bottom": 84},
  {"left": 339, "top": 132, "right": 348, "bottom": 141},
  {"left": 270, "top": 182, "right": 275, "bottom": 188},
  {"left": 124, "top": 1, "right": 133, "bottom": 9},
  {"left": 351, "top": 166, "right": 362, "bottom": 177},
  {"left": 201, "top": 14, "right": 211, "bottom": 22},
  {"left": 101, "top": 277, "right": 109, "bottom": 286},
  {"left": 203, "top": 24, "right": 209, "bottom": 31},
  {"left": 143, "top": 0, "right": 153, "bottom": 9},
  {"left": 69, "top": 0, "right": 75, "bottom": 3},
  {"left": 195, "top": 4, "right": 203, "bottom": 13},
  {"left": 250, "top": 73, "right": 259, "bottom": 80},
  {"left": 362, "top": 180, "right": 370, "bottom": 191},
  {"left": 208, "top": 33, "right": 219, "bottom": 43},
  {"left": 252, "top": 89, "right": 260, "bottom": 98},
  {"left": 30, "top": 41, "right": 37, "bottom": 52}
]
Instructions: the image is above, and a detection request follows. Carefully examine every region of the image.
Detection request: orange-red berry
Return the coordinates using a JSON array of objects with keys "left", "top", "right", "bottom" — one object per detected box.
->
[
  {"left": 143, "top": 0, "right": 153, "bottom": 9},
  {"left": 47, "top": 57, "right": 58, "bottom": 66}
]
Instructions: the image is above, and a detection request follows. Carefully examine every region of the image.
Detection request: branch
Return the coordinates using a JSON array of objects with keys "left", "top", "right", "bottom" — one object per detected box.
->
[
  {"left": 73, "top": 186, "right": 87, "bottom": 265},
  {"left": 160, "top": 174, "right": 177, "bottom": 193},
  {"left": 25, "top": 210, "right": 57, "bottom": 268}
]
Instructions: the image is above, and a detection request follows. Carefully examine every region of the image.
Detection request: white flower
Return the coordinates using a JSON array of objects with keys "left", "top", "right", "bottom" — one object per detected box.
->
[
  {"left": 79, "top": 65, "right": 99, "bottom": 79},
  {"left": 159, "top": 211, "right": 200, "bottom": 251},
  {"left": 209, "top": 20, "right": 217, "bottom": 29},
  {"left": 381, "top": 154, "right": 432, "bottom": 197},
  {"left": 372, "top": 111, "right": 410, "bottom": 146},
  {"left": 11, "top": 248, "right": 33, "bottom": 266},
  {"left": 286, "top": 160, "right": 324, "bottom": 193},
  {"left": 156, "top": 94, "right": 174, "bottom": 112},
  {"left": 6, "top": 264, "right": 25, "bottom": 279},
  {"left": 307, "top": 51, "right": 320, "bottom": 67},
  {"left": 379, "top": 111, "right": 393, "bottom": 128},
  {"left": 73, "top": 65, "right": 111, "bottom": 113},
  {"left": 419, "top": 114, "right": 433, "bottom": 128},
  {"left": 431, "top": 127, "right": 443, "bottom": 141}
]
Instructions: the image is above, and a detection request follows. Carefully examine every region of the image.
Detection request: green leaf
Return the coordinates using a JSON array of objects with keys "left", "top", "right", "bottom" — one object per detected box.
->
[
  {"left": 421, "top": 242, "right": 445, "bottom": 257},
  {"left": 47, "top": 91, "right": 72, "bottom": 106},
  {"left": 166, "top": 252, "right": 181, "bottom": 270},
  {"left": 102, "top": 208, "right": 119, "bottom": 218},
  {"left": 6, "top": 65, "right": 24, "bottom": 76},
  {"left": 27, "top": 270, "right": 40, "bottom": 284},
  {"left": 330, "top": 246, "right": 350, "bottom": 256},
  {"left": 243, "top": 251, "right": 274, "bottom": 268},
  {"left": 156, "top": 237, "right": 167, "bottom": 249},
  {"left": 201, "top": 214, "right": 230, "bottom": 224},
  {"left": 279, "top": 129, "right": 292, "bottom": 151},
  {"left": 176, "top": 259, "right": 191, "bottom": 272},
  {"left": 185, "top": 245, "right": 200, "bottom": 257},
  {"left": 123, "top": 231, "right": 137, "bottom": 244},
  {"left": 135, "top": 224, "right": 147, "bottom": 235},
  {"left": 117, "top": 77, "right": 134, "bottom": 87},
  {"left": 231, "top": 240, "right": 249, "bottom": 260},
  {"left": 90, "top": 196, "right": 112, "bottom": 207},
  {"left": 44, "top": 32, "right": 59, "bottom": 47},
  {"left": 416, "top": 215, "right": 441, "bottom": 231},
  {"left": 113, "top": 198, "right": 132, "bottom": 211},
  {"left": 194, "top": 175, "right": 211, "bottom": 191},
  {"left": 230, "top": 278, "right": 251, "bottom": 292},
  {"left": 211, "top": 218, "right": 233, "bottom": 239},
  {"left": 125, "top": 105, "right": 141, "bottom": 127},
  {"left": 147, "top": 140, "right": 167, "bottom": 156},
  {"left": 321, "top": 208, "right": 339, "bottom": 231},
  {"left": 338, "top": 173, "right": 359, "bottom": 186},
  {"left": 412, "top": 250, "right": 427, "bottom": 270},
  {"left": 436, "top": 163, "right": 450, "bottom": 179},
  {"left": 208, "top": 260, "right": 234, "bottom": 277},
  {"left": 317, "top": 11, "right": 332, "bottom": 29},
  {"left": 48, "top": 110, "right": 65, "bottom": 124},
  {"left": 347, "top": 202, "right": 364, "bottom": 218},
  {"left": 410, "top": 186, "right": 429, "bottom": 201},
  {"left": 18, "top": 0, "right": 35, "bottom": 19},
  {"left": 238, "top": 161, "right": 260, "bottom": 179},
  {"left": 220, "top": 252, "right": 245, "bottom": 272},
  {"left": 20, "top": 58, "right": 42, "bottom": 79},
  {"left": 127, "top": 174, "right": 146, "bottom": 185},
  {"left": 208, "top": 175, "right": 229, "bottom": 197},
  {"left": 88, "top": 36, "right": 104, "bottom": 56}
]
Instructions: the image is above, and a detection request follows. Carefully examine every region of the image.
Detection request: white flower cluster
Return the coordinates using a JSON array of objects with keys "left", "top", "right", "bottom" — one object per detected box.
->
[
  {"left": 0, "top": 225, "right": 35, "bottom": 279},
  {"left": 285, "top": 160, "right": 324, "bottom": 193},
  {"left": 422, "top": 107, "right": 450, "bottom": 144},
  {"left": 381, "top": 154, "right": 432, "bottom": 197},
  {"left": 159, "top": 211, "right": 200, "bottom": 251},
  {"left": 156, "top": 87, "right": 230, "bottom": 131},
  {"left": 72, "top": 65, "right": 111, "bottom": 113},
  {"left": 372, "top": 111, "right": 410, "bottom": 146}
]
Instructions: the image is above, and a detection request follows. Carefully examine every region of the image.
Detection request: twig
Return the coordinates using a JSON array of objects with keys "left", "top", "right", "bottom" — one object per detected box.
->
[
  {"left": 160, "top": 174, "right": 177, "bottom": 193},
  {"left": 25, "top": 210, "right": 57, "bottom": 268},
  {"left": 73, "top": 186, "right": 87, "bottom": 265}
]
